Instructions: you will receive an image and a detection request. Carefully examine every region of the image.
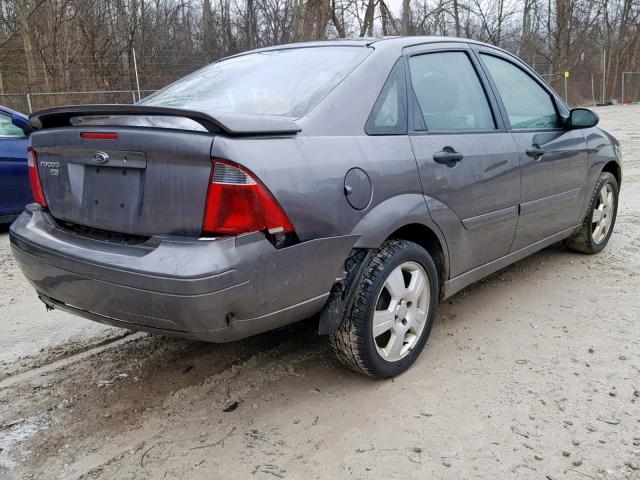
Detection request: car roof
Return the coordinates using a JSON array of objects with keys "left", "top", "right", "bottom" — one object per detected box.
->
[
  {"left": 0, "top": 104, "right": 27, "bottom": 119},
  {"left": 368, "top": 36, "right": 505, "bottom": 50},
  {"left": 281, "top": 36, "right": 489, "bottom": 46},
  {"left": 227, "top": 36, "right": 510, "bottom": 60},
  {"left": 249, "top": 36, "right": 503, "bottom": 49}
]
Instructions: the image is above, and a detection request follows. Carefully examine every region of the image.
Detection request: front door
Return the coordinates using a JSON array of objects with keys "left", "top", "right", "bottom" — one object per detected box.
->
[
  {"left": 476, "top": 50, "right": 588, "bottom": 251},
  {"left": 406, "top": 44, "right": 521, "bottom": 278}
]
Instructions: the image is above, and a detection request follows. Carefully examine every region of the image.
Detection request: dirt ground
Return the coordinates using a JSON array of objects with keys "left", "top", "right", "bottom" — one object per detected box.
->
[{"left": 1, "top": 106, "right": 639, "bottom": 480}]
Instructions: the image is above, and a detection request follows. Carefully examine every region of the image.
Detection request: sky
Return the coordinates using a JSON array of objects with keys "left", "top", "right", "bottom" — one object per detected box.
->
[{"left": 386, "top": 0, "right": 404, "bottom": 15}]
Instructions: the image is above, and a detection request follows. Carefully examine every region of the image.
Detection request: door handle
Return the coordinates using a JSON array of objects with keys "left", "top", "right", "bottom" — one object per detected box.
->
[
  {"left": 526, "top": 144, "right": 545, "bottom": 159},
  {"left": 433, "top": 147, "right": 464, "bottom": 166}
]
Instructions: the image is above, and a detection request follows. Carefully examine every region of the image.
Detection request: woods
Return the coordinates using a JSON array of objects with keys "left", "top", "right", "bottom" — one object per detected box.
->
[{"left": 0, "top": 0, "right": 639, "bottom": 111}]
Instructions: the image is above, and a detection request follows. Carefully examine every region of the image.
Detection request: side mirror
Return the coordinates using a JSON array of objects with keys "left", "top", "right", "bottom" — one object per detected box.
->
[
  {"left": 567, "top": 108, "right": 599, "bottom": 129},
  {"left": 11, "top": 113, "right": 32, "bottom": 135}
]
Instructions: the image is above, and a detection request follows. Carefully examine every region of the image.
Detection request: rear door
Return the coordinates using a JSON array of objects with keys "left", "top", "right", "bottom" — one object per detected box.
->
[
  {"left": 474, "top": 48, "right": 588, "bottom": 251},
  {"left": 406, "top": 43, "right": 521, "bottom": 277},
  {"left": 0, "top": 112, "right": 31, "bottom": 217}
]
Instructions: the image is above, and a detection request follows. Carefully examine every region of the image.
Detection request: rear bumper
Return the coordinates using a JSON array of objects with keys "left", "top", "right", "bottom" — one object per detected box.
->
[{"left": 10, "top": 205, "right": 357, "bottom": 342}]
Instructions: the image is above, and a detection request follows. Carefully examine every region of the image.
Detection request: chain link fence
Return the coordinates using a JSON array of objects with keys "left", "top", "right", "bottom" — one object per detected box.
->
[
  {"left": 541, "top": 71, "right": 640, "bottom": 107},
  {"left": 1, "top": 72, "right": 639, "bottom": 115},
  {"left": 0, "top": 89, "right": 157, "bottom": 114}
]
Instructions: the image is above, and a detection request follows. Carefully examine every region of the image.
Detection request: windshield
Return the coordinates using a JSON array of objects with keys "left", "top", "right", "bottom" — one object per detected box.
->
[{"left": 139, "top": 46, "right": 370, "bottom": 118}]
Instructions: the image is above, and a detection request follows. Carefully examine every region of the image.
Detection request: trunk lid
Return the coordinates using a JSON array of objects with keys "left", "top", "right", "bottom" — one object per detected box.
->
[
  {"left": 32, "top": 127, "right": 214, "bottom": 237},
  {"left": 28, "top": 105, "right": 299, "bottom": 237}
]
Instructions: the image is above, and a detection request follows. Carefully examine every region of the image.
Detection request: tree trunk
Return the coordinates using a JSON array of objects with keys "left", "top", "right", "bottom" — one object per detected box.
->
[
  {"left": 402, "top": 0, "right": 410, "bottom": 35},
  {"left": 360, "top": 0, "right": 376, "bottom": 37},
  {"left": 331, "top": 0, "right": 347, "bottom": 38},
  {"left": 453, "top": 0, "right": 461, "bottom": 37},
  {"left": 247, "top": 0, "right": 256, "bottom": 49},
  {"left": 202, "top": 0, "right": 217, "bottom": 60},
  {"left": 18, "top": 0, "right": 37, "bottom": 88}
]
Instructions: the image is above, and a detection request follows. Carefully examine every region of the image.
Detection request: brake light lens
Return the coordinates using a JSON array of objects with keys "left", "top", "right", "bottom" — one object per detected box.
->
[
  {"left": 27, "top": 149, "right": 47, "bottom": 207},
  {"left": 80, "top": 132, "right": 118, "bottom": 140},
  {"left": 202, "top": 159, "right": 294, "bottom": 236}
]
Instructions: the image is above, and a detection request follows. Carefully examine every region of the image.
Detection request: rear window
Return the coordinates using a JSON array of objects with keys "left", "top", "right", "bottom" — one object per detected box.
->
[{"left": 140, "top": 47, "right": 370, "bottom": 118}]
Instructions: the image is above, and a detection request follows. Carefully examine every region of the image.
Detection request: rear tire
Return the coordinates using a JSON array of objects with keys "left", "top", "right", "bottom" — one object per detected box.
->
[
  {"left": 564, "top": 172, "right": 619, "bottom": 254},
  {"left": 330, "top": 239, "right": 438, "bottom": 379}
]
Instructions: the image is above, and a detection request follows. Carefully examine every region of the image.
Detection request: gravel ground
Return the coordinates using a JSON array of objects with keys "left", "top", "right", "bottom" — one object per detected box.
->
[{"left": 0, "top": 105, "right": 638, "bottom": 480}]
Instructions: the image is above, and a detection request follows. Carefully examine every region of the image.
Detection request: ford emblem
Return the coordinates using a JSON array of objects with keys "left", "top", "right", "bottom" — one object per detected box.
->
[{"left": 93, "top": 151, "right": 109, "bottom": 164}]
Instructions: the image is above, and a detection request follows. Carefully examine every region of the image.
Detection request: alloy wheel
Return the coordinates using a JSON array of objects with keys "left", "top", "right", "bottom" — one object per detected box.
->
[
  {"left": 372, "top": 261, "right": 430, "bottom": 362},
  {"left": 591, "top": 183, "right": 615, "bottom": 244}
]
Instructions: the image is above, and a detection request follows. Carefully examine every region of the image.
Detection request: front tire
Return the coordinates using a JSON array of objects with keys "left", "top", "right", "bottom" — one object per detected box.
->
[
  {"left": 330, "top": 239, "right": 438, "bottom": 379},
  {"left": 565, "top": 171, "right": 619, "bottom": 254}
]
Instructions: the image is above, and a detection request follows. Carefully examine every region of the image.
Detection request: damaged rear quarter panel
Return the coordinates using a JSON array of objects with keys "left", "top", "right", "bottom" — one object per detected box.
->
[{"left": 211, "top": 135, "right": 421, "bottom": 242}]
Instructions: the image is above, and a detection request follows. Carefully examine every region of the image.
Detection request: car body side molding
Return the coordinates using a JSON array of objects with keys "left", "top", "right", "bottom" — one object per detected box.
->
[
  {"left": 519, "top": 187, "right": 581, "bottom": 216},
  {"left": 461, "top": 205, "right": 519, "bottom": 231}
]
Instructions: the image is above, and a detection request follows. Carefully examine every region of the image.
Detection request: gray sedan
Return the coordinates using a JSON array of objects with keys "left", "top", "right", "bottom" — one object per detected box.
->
[{"left": 10, "top": 37, "right": 621, "bottom": 378}]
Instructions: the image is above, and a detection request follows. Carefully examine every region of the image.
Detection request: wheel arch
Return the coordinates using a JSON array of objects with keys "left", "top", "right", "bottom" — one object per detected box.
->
[
  {"left": 351, "top": 194, "right": 449, "bottom": 297},
  {"left": 387, "top": 223, "right": 447, "bottom": 299},
  {"left": 601, "top": 160, "right": 621, "bottom": 187},
  {"left": 319, "top": 195, "right": 449, "bottom": 336}
]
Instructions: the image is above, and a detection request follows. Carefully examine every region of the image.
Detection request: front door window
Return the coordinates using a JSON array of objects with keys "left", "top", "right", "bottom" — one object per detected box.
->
[{"left": 480, "top": 54, "right": 559, "bottom": 129}]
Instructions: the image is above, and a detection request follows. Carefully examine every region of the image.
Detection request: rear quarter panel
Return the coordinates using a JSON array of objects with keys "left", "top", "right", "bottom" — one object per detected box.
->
[{"left": 211, "top": 135, "right": 422, "bottom": 241}]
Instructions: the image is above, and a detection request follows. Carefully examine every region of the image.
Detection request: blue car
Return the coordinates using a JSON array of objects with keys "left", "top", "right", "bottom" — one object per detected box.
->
[{"left": 0, "top": 106, "right": 32, "bottom": 223}]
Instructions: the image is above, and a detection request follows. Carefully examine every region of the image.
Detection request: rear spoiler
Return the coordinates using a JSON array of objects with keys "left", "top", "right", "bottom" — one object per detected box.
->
[{"left": 29, "top": 104, "right": 301, "bottom": 135}]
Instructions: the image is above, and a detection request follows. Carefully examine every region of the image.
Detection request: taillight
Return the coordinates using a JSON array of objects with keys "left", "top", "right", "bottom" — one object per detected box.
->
[
  {"left": 27, "top": 149, "right": 47, "bottom": 207},
  {"left": 202, "top": 159, "right": 294, "bottom": 236}
]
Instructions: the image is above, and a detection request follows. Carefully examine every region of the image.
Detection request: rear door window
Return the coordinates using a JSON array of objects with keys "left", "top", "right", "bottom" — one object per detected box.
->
[
  {"left": 408, "top": 51, "right": 495, "bottom": 131},
  {"left": 480, "top": 54, "right": 559, "bottom": 129},
  {"left": 365, "top": 59, "right": 407, "bottom": 135}
]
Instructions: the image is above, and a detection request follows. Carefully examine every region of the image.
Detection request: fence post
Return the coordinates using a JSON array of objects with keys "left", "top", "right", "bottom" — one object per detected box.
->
[
  {"left": 621, "top": 72, "right": 625, "bottom": 105},
  {"left": 602, "top": 49, "right": 606, "bottom": 103},
  {"left": 132, "top": 48, "right": 142, "bottom": 102},
  {"left": 591, "top": 75, "right": 596, "bottom": 107},
  {"left": 26, "top": 92, "right": 32, "bottom": 113},
  {"left": 131, "top": 90, "right": 136, "bottom": 104}
]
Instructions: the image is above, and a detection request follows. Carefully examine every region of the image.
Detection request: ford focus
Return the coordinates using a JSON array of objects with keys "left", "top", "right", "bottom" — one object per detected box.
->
[{"left": 10, "top": 37, "right": 621, "bottom": 378}]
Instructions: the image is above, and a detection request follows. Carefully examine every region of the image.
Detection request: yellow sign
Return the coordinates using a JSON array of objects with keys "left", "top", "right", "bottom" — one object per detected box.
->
[{"left": 564, "top": 71, "right": 570, "bottom": 78}]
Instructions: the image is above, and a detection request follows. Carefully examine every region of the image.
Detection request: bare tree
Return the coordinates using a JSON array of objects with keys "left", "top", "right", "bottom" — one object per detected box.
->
[{"left": 0, "top": 0, "right": 638, "bottom": 110}]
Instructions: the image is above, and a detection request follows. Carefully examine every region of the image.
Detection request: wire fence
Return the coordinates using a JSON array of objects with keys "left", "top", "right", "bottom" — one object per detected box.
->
[
  {"left": 541, "top": 71, "right": 640, "bottom": 107},
  {"left": 0, "top": 89, "right": 158, "bottom": 113},
  {"left": 1, "top": 71, "right": 640, "bottom": 114}
]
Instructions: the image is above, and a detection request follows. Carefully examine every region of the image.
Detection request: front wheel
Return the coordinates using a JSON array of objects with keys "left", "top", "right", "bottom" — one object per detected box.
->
[
  {"left": 330, "top": 239, "right": 439, "bottom": 379},
  {"left": 565, "top": 171, "right": 619, "bottom": 254}
]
